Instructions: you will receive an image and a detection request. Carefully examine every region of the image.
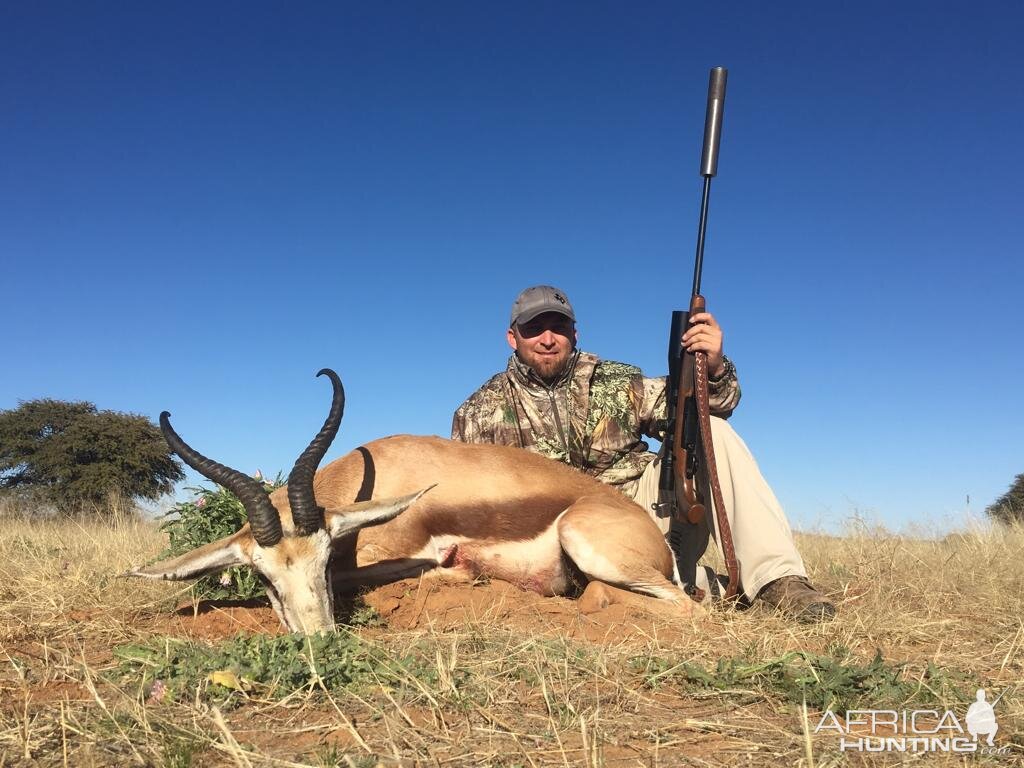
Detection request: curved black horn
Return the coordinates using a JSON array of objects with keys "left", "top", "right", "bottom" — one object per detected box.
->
[
  {"left": 160, "top": 412, "right": 283, "bottom": 547},
  {"left": 288, "top": 369, "right": 345, "bottom": 536}
]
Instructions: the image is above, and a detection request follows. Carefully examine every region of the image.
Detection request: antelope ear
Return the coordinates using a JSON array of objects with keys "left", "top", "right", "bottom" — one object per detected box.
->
[
  {"left": 325, "top": 485, "right": 436, "bottom": 539},
  {"left": 125, "top": 531, "right": 250, "bottom": 581}
]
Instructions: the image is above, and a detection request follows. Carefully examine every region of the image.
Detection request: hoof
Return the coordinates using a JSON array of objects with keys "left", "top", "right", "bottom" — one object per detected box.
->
[{"left": 578, "top": 582, "right": 614, "bottom": 614}]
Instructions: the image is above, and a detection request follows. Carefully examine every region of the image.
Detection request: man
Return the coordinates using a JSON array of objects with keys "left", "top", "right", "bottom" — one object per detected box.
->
[{"left": 452, "top": 285, "right": 835, "bottom": 622}]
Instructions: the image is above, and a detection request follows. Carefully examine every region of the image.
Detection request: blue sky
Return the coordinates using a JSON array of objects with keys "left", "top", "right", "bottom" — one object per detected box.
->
[{"left": 3, "top": 2, "right": 1021, "bottom": 533}]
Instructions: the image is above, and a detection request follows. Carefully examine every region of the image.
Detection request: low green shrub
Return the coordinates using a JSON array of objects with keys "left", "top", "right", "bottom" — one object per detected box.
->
[
  {"left": 157, "top": 474, "right": 283, "bottom": 600},
  {"left": 110, "top": 632, "right": 428, "bottom": 705},
  {"left": 630, "top": 649, "right": 969, "bottom": 712}
]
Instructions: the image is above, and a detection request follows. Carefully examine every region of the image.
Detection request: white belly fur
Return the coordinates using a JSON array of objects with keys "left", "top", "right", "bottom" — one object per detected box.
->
[{"left": 416, "top": 514, "right": 571, "bottom": 596}]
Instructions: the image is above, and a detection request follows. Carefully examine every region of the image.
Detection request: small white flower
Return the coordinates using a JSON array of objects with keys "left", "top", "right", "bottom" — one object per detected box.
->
[
  {"left": 148, "top": 679, "right": 167, "bottom": 703},
  {"left": 219, "top": 572, "right": 232, "bottom": 587}
]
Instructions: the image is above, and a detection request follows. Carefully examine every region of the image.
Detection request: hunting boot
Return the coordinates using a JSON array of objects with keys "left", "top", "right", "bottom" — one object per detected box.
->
[{"left": 757, "top": 576, "right": 836, "bottom": 623}]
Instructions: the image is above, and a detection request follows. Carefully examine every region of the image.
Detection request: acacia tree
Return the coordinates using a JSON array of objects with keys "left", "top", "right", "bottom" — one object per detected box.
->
[
  {"left": 0, "top": 399, "right": 184, "bottom": 516},
  {"left": 986, "top": 473, "right": 1024, "bottom": 525}
]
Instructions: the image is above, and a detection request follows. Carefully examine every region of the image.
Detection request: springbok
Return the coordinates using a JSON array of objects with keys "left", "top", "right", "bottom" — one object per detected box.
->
[{"left": 129, "top": 369, "right": 701, "bottom": 633}]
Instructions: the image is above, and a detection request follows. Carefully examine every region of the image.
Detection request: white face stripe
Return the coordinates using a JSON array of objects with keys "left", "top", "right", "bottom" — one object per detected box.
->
[{"left": 251, "top": 530, "right": 335, "bottom": 633}]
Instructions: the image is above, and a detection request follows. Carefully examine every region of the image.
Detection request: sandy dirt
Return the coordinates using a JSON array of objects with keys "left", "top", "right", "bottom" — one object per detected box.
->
[{"left": 358, "top": 577, "right": 703, "bottom": 645}]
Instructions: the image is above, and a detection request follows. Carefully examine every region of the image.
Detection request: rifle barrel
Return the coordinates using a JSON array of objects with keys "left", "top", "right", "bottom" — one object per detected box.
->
[{"left": 692, "top": 67, "right": 728, "bottom": 297}]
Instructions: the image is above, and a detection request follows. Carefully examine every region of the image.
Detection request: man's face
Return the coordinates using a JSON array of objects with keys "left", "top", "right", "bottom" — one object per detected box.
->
[{"left": 507, "top": 312, "right": 577, "bottom": 382}]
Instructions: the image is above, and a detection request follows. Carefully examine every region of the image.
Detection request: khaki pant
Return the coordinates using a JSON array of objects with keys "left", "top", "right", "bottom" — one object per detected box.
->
[{"left": 631, "top": 416, "right": 806, "bottom": 602}]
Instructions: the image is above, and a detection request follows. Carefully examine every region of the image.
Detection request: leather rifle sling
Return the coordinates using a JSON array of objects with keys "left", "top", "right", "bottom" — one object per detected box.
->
[{"left": 694, "top": 349, "right": 740, "bottom": 599}]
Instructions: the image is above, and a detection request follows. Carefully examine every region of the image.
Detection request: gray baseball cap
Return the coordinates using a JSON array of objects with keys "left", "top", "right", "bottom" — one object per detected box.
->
[{"left": 509, "top": 285, "right": 575, "bottom": 327}]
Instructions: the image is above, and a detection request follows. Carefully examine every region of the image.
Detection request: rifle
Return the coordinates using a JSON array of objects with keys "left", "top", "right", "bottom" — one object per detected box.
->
[{"left": 656, "top": 67, "right": 740, "bottom": 600}]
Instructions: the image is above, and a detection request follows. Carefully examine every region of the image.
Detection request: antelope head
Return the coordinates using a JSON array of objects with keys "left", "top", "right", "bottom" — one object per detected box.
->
[{"left": 128, "top": 368, "right": 430, "bottom": 634}]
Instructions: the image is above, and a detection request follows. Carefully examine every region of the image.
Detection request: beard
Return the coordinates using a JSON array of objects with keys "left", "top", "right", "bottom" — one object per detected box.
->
[{"left": 518, "top": 346, "right": 574, "bottom": 383}]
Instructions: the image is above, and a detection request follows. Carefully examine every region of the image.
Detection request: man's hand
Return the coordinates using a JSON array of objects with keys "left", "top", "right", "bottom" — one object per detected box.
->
[{"left": 683, "top": 312, "right": 725, "bottom": 377}]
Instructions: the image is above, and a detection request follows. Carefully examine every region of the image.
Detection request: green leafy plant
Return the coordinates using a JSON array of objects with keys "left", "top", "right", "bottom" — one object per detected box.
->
[
  {"left": 345, "top": 600, "right": 384, "bottom": 628},
  {"left": 110, "top": 631, "right": 423, "bottom": 705},
  {"left": 631, "top": 650, "right": 968, "bottom": 712},
  {"left": 159, "top": 735, "right": 204, "bottom": 768},
  {"left": 157, "top": 475, "right": 283, "bottom": 600}
]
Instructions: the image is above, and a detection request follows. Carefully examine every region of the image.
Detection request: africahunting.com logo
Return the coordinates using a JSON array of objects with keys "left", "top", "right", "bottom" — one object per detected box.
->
[{"left": 814, "top": 688, "right": 1011, "bottom": 755}]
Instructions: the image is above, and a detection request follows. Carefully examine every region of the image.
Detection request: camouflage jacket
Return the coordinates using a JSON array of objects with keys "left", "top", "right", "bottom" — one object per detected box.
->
[{"left": 451, "top": 350, "right": 741, "bottom": 497}]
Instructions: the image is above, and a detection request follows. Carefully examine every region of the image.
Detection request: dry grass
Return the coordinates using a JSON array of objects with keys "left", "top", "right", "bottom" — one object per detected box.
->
[{"left": 1, "top": 515, "right": 1021, "bottom": 767}]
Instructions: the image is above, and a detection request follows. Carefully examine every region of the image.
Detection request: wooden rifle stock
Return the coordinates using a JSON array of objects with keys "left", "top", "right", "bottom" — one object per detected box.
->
[{"left": 671, "top": 294, "right": 707, "bottom": 527}]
